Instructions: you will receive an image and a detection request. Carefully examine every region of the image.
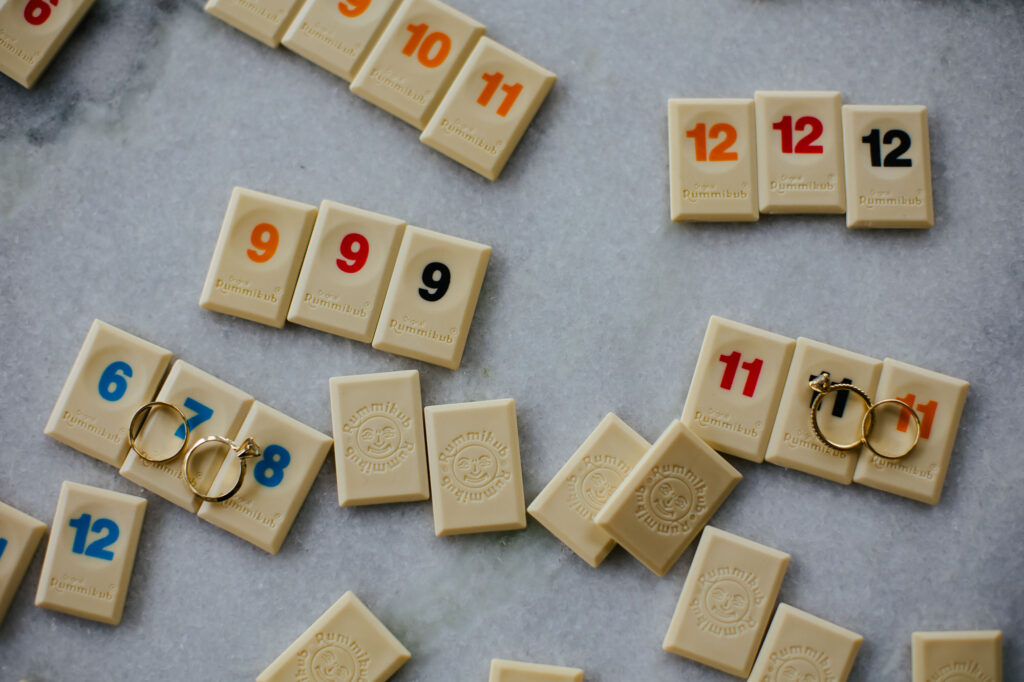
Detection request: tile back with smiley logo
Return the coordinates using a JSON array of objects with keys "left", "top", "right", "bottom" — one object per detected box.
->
[
  {"left": 528, "top": 413, "right": 650, "bottom": 568},
  {"left": 424, "top": 398, "right": 525, "bottom": 536},
  {"left": 663, "top": 526, "right": 790, "bottom": 677},
  {"left": 257, "top": 591, "right": 410, "bottom": 682},
  {"left": 331, "top": 370, "right": 429, "bottom": 506}
]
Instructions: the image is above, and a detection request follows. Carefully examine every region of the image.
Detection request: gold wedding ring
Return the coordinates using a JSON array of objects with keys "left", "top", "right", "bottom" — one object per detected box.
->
[
  {"left": 182, "top": 436, "right": 261, "bottom": 502},
  {"left": 128, "top": 401, "right": 190, "bottom": 463}
]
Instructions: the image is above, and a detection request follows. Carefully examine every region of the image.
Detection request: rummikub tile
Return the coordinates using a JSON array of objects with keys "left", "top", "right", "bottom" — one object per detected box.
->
[
  {"left": 349, "top": 0, "right": 485, "bottom": 129},
  {"left": 420, "top": 37, "right": 556, "bottom": 180},
  {"left": 681, "top": 316, "right": 795, "bottom": 463},
  {"left": 330, "top": 370, "right": 430, "bottom": 506},
  {"left": 527, "top": 413, "right": 650, "bottom": 567},
  {"left": 34, "top": 482, "right": 146, "bottom": 626},
  {"left": 198, "top": 402, "right": 333, "bottom": 554},
  {"left": 199, "top": 186, "right": 318, "bottom": 328},
  {"left": 45, "top": 320, "right": 172, "bottom": 467},
  {"left": 287, "top": 200, "right": 406, "bottom": 343}
]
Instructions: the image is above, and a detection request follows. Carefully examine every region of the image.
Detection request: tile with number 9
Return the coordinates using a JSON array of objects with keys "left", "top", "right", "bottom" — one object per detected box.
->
[
  {"left": 0, "top": 0, "right": 96, "bottom": 89},
  {"left": 198, "top": 402, "right": 333, "bottom": 554},
  {"left": 421, "top": 37, "right": 556, "bottom": 181},
  {"left": 668, "top": 98, "right": 758, "bottom": 222},
  {"left": 764, "top": 338, "right": 882, "bottom": 484},
  {"left": 0, "top": 500, "right": 47, "bottom": 626},
  {"left": 119, "top": 360, "right": 254, "bottom": 512},
  {"left": 35, "top": 482, "right": 146, "bottom": 626},
  {"left": 45, "top": 320, "right": 173, "bottom": 467},
  {"left": 282, "top": 0, "right": 403, "bottom": 81},
  {"left": 204, "top": 0, "right": 304, "bottom": 48},
  {"left": 200, "top": 187, "right": 318, "bottom": 328},
  {"left": 755, "top": 90, "right": 846, "bottom": 214},
  {"left": 372, "top": 225, "right": 490, "bottom": 370},
  {"left": 681, "top": 316, "right": 795, "bottom": 463},
  {"left": 842, "top": 105, "right": 933, "bottom": 228},
  {"left": 349, "top": 0, "right": 485, "bottom": 129},
  {"left": 853, "top": 359, "right": 968, "bottom": 505},
  {"left": 288, "top": 200, "right": 406, "bottom": 343}
]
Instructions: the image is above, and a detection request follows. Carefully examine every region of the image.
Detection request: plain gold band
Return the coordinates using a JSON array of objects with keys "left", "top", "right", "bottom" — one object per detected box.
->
[
  {"left": 128, "top": 401, "right": 190, "bottom": 463},
  {"left": 861, "top": 398, "right": 921, "bottom": 460}
]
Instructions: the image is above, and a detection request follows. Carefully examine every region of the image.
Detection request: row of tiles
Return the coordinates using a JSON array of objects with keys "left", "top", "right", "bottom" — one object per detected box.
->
[
  {"left": 680, "top": 316, "right": 968, "bottom": 505},
  {"left": 0, "top": 0, "right": 96, "bottom": 88},
  {"left": 1, "top": 491, "right": 1002, "bottom": 682},
  {"left": 206, "top": 0, "right": 556, "bottom": 180},
  {"left": 200, "top": 186, "right": 491, "bottom": 370},
  {"left": 669, "top": 93, "right": 934, "bottom": 228}
]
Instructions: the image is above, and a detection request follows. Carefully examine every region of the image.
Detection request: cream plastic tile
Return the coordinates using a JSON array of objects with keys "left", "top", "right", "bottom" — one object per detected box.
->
[
  {"left": 34, "top": 482, "right": 146, "bottom": 626},
  {"left": 764, "top": 338, "right": 882, "bottom": 484},
  {"left": 912, "top": 630, "right": 1002, "bottom": 682},
  {"left": 489, "top": 659, "right": 584, "bottom": 682},
  {"left": 282, "top": 0, "right": 403, "bottom": 80},
  {"left": 668, "top": 98, "right": 758, "bottom": 222},
  {"left": 257, "top": 591, "right": 410, "bottom": 682},
  {"left": 371, "top": 225, "right": 490, "bottom": 370},
  {"left": 0, "top": 501, "right": 47, "bottom": 626},
  {"left": 199, "top": 187, "right": 318, "bottom": 328},
  {"left": 420, "top": 37, "right": 556, "bottom": 181},
  {"left": 594, "top": 421, "right": 742, "bottom": 577},
  {"left": 853, "top": 359, "right": 969, "bottom": 505},
  {"left": 197, "top": 402, "right": 333, "bottom": 554},
  {"left": 44, "top": 320, "right": 173, "bottom": 467},
  {"left": 330, "top": 370, "right": 430, "bottom": 506},
  {"left": 0, "top": 0, "right": 96, "bottom": 88},
  {"left": 527, "top": 413, "right": 650, "bottom": 567},
  {"left": 663, "top": 526, "right": 790, "bottom": 678},
  {"left": 755, "top": 90, "right": 845, "bottom": 214},
  {"left": 287, "top": 200, "right": 406, "bottom": 343},
  {"left": 349, "top": 0, "right": 485, "bottom": 129},
  {"left": 119, "top": 360, "right": 253, "bottom": 513},
  {"left": 842, "top": 104, "right": 933, "bottom": 228},
  {"left": 746, "top": 604, "right": 863, "bottom": 682},
  {"left": 424, "top": 398, "right": 525, "bottom": 536},
  {"left": 204, "top": 0, "right": 304, "bottom": 48},
  {"left": 681, "top": 316, "right": 795, "bottom": 463}
]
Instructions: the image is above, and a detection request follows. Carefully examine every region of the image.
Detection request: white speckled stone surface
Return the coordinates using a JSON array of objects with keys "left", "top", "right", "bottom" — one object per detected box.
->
[{"left": 1, "top": 1, "right": 1021, "bottom": 680}]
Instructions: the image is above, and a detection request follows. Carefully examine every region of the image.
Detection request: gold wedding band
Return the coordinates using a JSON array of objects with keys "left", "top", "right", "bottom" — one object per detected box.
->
[
  {"left": 128, "top": 401, "right": 190, "bottom": 463},
  {"left": 861, "top": 398, "right": 921, "bottom": 460}
]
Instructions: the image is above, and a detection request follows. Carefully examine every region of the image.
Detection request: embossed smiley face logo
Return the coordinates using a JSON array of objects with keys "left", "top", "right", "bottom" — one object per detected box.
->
[
  {"left": 452, "top": 445, "right": 499, "bottom": 488},
  {"left": 647, "top": 476, "right": 694, "bottom": 522},
  {"left": 310, "top": 644, "right": 357, "bottom": 682},
  {"left": 355, "top": 415, "right": 401, "bottom": 459},
  {"left": 703, "top": 578, "right": 751, "bottom": 624},
  {"left": 581, "top": 467, "right": 622, "bottom": 510},
  {"left": 775, "top": 657, "right": 823, "bottom": 682}
]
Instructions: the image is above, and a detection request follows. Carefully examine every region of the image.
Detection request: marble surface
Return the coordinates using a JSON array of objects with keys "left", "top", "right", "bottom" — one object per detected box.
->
[{"left": 1, "top": 1, "right": 1022, "bottom": 680}]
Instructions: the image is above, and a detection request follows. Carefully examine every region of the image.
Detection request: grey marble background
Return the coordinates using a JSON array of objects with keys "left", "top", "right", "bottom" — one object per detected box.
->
[{"left": 1, "top": 1, "right": 1022, "bottom": 680}]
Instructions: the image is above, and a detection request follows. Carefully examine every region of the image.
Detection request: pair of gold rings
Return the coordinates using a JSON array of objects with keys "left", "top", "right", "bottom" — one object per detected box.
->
[
  {"left": 128, "top": 402, "right": 262, "bottom": 502},
  {"left": 808, "top": 372, "right": 921, "bottom": 460}
]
